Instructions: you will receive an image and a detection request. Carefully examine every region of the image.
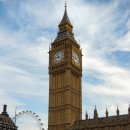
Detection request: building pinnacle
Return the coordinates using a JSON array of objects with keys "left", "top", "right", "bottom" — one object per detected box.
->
[
  {"left": 94, "top": 105, "right": 98, "bottom": 119},
  {"left": 116, "top": 105, "right": 119, "bottom": 116},
  {"left": 59, "top": 2, "right": 72, "bottom": 27},
  {"left": 106, "top": 107, "right": 108, "bottom": 117},
  {"left": 128, "top": 105, "right": 130, "bottom": 115},
  {"left": 65, "top": 0, "right": 67, "bottom": 8},
  {"left": 85, "top": 110, "right": 88, "bottom": 120}
]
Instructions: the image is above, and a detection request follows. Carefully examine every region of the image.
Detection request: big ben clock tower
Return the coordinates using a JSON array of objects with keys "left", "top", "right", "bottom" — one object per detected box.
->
[{"left": 48, "top": 4, "right": 82, "bottom": 130}]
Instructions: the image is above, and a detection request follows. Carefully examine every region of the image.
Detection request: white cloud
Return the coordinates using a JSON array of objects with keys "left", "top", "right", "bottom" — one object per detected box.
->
[
  {"left": 0, "top": 0, "right": 130, "bottom": 129},
  {"left": 115, "top": 31, "right": 130, "bottom": 51}
]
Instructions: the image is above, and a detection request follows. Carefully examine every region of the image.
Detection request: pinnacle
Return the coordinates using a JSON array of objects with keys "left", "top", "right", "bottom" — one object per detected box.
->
[{"left": 59, "top": 4, "right": 72, "bottom": 27}]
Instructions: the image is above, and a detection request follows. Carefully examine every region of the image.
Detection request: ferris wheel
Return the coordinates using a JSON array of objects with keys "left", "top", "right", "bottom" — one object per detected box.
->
[{"left": 13, "top": 110, "right": 44, "bottom": 130}]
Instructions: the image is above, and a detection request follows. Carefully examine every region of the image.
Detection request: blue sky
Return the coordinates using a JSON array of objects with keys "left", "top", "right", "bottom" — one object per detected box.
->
[{"left": 0, "top": 0, "right": 130, "bottom": 129}]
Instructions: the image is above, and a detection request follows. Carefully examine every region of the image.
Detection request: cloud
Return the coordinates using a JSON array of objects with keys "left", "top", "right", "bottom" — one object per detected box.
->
[
  {"left": 115, "top": 31, "right": 130, "bottom": 51},
  {"left": 0, "top": 0, "right": 130, "bottom": 129},
  {"left": 74, "top": 0, "right": 130, "bottom": 118}
]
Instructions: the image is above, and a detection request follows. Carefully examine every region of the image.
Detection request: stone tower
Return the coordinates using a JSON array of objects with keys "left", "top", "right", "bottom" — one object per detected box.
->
[{"left": 48, "top": 4, "right": 82, "bottom": 130}]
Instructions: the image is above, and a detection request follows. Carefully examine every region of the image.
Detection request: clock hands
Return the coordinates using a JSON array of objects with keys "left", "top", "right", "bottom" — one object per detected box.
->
[
  {"left": 72, "top": 50, "right": 80, "bottom": 66},
  {"left": 53, "top": 51, "right": 64, "bottom": 64}
]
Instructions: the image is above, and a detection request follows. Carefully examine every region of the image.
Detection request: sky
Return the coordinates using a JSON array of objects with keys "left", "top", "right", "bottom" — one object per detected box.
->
[{"left": 0, "top": 0, "right": 130, "bottom": 129}]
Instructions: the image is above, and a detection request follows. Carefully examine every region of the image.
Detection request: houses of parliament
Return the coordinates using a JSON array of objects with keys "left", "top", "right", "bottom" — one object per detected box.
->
[{"left": 48, "top": 4, "right": 130, "bottom": 130}]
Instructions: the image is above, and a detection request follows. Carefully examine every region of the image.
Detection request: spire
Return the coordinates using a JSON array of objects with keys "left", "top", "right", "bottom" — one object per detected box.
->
[
  {"left": 54, "top": 2, "right": 75, "bottom": 42},
  {"left": 59, "top": 2, "right": 72, "bottom": 27},
  {"left": 116, "top": 105, "right": 119, "bottom": 116},
  {"left": 128, "top": 105, "right": 130, "bottom": 115},
  {"left": 94, "top": 106, "right": 98, "bottom": 119},
  {"left": 105, "top": 107, "right": 108, "bottom": 117},
  {"left": 85, "top": 110, "right": 88, "bottom": 120},
  {"left": 65, "top": 0, "right": 67, "bottom": 8}
]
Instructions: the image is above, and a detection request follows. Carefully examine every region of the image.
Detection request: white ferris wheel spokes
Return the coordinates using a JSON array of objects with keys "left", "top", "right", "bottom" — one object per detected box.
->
[{"left": 13, "top": 110, "right": 44, "bottom": 130}]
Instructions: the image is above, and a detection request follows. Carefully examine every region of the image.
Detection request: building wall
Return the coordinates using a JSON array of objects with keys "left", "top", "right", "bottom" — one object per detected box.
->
[{"left": 70, "top": 115, "right": 130, "bottom": 130}]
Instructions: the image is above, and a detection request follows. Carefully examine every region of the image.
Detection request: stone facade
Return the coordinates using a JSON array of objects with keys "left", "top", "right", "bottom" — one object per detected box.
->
[
  {"left": 69, "top": 106, "right": 130, "bottom": 130},
  {"left": 48, "top": 5, "right": 82, "bottom": 130},
  {"left": 0, "top": 105, "right": 17, "bottom": 130},
  {"left": 70, "top": 115, "right": 130, "bottom": 130}
]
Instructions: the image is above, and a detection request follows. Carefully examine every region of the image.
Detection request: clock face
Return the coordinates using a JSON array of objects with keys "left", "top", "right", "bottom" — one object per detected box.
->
[
  {"left": 72, "top": 50, "right": 80, "bottom": 66},
  {"left": 53, "top": 50, "right": 64, "bottom": 64}
]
